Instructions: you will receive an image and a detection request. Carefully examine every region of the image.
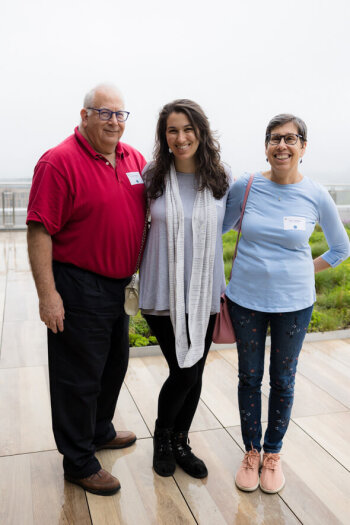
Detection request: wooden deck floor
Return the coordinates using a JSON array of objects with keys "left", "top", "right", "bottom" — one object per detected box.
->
[{"left": 0, "top": 231, "right": 349, "bottom": 525}]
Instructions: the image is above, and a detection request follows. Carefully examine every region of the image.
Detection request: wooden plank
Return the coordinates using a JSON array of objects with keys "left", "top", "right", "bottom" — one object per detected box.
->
[
  {"left": 4, "top": 276, "right": 39, "bottom": 323},
  {"left": 0, "top": 235, "right": 9, "bottom": 273},
  {"left": 0, "top": 454, "right": 33, "bottom": 525},
  {"left": 113, "top": 384, "right": 151, "bottom": 440},
  {"left": 0, "top": 451, "right": 91, "bottom": 525},
  {"left": 0, "top": 366, "right": 56, "bottom": 455},
  {"left": 88, "top": 440, "right": 195, "bottom": 525},
  {"left": 174, "top": 429, "right": 300, "bottom": 525},
  {"left": 287, "top": 371, "right": 347, "bottom": 417},
  {"left": 125, "top": 355, "right": 221, "bottom": 433},
  {"left": 0, "top": 274, "right": 6, "bottom": 348},
  {"left": 0, "top": 320, "right": 47, "bottom": 368},
  {"left": 306, "top": 339, "right": 350, "bottom": 367},
  {"left": 298, "top": 343, "right": 350, "bottom": 408},
  {"left": 229, "top": 422, "right": 350, "bottom": 525},
  {"left": 294, "top": 411, "right": 350, "bottom": 470},
  {"left": 6, "top": 232, "right": 31, "bottom": 272},
  {"left": 217, "top": 347, "right": 238, "bottom": 368}
]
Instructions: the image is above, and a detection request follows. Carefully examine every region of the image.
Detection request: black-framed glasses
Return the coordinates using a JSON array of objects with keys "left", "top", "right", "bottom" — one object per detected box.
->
[
  {"left": 267, "top": 133, "right": 303, "bottom": 145},
  {"left": 87, "top": 107, "right": 130, "bottom": 122}
]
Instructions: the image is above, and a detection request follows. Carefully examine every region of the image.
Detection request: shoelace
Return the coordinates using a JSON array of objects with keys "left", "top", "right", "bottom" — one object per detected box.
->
[
  {"left": 156, "top": 432, "right": 173, "bottom": 454},
  {"left": 262, "top": 453, "right": 281, "bottom": 471},
  {"left": 158, "top": 441, "right": 173, "bottom": 454},
  {"left": 174, "top": 435, "right": 193, "bottom": 458},
  {"left": 242, "top": 450, "right": 260, "bottom": 470}
]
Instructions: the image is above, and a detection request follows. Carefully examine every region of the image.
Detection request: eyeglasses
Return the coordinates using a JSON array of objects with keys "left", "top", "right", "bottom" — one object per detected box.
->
[
  {"left": 267, "top": 133, "right": 303, "bottom": 145},
  {"left": 87, "top": 107, "right": 130, "bottom": 122}
]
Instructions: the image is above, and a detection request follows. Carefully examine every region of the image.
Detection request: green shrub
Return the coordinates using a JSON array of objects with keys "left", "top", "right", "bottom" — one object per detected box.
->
[
  {"left": 129, "top": 312, "right": 158, "bottom": 347},
  {"left": 315, "top": 262, "right": 350, "bottom": 292},
  {"left": 129, "top": 334, "right": 150, "bottom": 347},
  {"left": 310, "top": 240, "right": 329, "bottom": 258},
  {"left": 308, "top": 307, "right": 350, "bottom": 332}
]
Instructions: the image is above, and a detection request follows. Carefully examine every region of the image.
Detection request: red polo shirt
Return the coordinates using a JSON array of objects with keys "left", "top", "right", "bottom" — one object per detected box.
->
[{"left": 27, "top": 127, "right": 147, "bottom": 278}]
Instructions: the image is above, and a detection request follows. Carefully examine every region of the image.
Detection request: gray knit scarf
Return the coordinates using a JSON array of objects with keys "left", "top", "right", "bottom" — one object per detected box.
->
[{"left": 165, "top": 163, "right": 217, "bottom": 368}]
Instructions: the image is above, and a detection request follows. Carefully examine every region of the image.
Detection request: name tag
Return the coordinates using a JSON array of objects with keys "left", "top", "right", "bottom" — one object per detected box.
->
[
  {"left": 283, "top": 216, "right": 306, "bottom": 231},
  {"left": 126, "top": 172, "right": 143, "bottom": 185}
]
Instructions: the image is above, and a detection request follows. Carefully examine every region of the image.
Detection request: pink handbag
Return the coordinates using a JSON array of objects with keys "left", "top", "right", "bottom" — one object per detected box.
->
[
  {"left": 212, "top": 175, "right": 254, "bottom": 344},
  {"left": 212, "top": 292, "right": 236, "bottom": 344}
]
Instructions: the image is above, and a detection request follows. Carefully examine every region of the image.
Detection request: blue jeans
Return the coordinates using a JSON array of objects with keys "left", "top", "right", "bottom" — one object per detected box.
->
[{"left": 227, "top": 299, "right": 313, "bottom": 453}]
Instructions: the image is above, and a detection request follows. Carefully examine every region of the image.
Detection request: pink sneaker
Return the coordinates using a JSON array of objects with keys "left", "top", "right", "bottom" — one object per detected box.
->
[
  {"left": 260, "top": 453, "right": 285, "bottom": 493},
  {"left": 235, "top": 448, "right": 261, "bottom": 492}
]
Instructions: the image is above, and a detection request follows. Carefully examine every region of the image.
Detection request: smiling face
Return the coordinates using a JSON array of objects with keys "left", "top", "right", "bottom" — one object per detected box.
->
[
  {"left": 166, "top": 112, "right": 200, "bottom": 171},
  {"left": 80, "top": 87, "right": 125, "bottom": 154},
  {"left": 265, "top": 122, "right": 306, "bottom": 176}
]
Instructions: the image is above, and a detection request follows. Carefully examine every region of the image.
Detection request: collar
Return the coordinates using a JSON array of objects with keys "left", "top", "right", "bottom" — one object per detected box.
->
[{"left": 74, "top": 126, "right": 129, "bottom": 160}]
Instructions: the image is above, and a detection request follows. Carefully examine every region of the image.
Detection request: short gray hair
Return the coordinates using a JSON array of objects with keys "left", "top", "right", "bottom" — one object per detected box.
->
[
  {"left": 265, "top": 114, "right": 307, "bottom": 145},
  {"left": 83, "top": 83, "right": 125, "bottom": 111}
]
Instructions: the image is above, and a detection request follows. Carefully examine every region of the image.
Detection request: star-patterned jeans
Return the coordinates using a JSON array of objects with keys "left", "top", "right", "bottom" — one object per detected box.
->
[{"left": 227, "top": 299, "right": 313, "bottom": 453}]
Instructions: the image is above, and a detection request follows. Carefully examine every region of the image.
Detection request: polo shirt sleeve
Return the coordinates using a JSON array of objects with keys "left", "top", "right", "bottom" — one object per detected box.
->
[
  {"left": 318, "top": 186, "right": 350, "bottom": 267},
  {"left": 27, "top": 161, "right": 74, "bottom": 235}
]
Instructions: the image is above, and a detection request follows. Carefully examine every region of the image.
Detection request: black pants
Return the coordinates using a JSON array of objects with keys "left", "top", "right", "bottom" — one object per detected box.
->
[
  {"left": 48, "top": 262, "right": 130, "bottom": 478},
  {"left": 144, "top": 314, "right": 216, "bottom": 432}
]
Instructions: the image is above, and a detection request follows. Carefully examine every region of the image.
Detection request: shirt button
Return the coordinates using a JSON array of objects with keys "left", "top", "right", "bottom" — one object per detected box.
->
[{"left": 106, "top": 162, "right": 109, "bottom": 165}]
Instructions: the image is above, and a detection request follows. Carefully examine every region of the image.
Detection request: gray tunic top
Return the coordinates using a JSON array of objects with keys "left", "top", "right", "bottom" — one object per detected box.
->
[{"left": 139, "top": 169, "right": 232, "bottom": 315}]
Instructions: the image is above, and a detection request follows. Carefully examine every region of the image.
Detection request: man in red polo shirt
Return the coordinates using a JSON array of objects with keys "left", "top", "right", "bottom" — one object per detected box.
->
[{"left": 27, "top": 83, "right": 147, "bottom": 496}]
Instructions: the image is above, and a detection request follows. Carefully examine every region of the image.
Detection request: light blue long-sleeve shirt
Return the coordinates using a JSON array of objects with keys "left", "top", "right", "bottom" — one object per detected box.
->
[{"left": 223, "top": 173, "right": 350, "bottom": 312}]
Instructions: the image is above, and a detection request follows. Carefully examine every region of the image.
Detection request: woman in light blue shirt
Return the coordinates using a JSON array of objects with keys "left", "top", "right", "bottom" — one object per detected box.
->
[{"left": 223, "top": 114, "right": 350, "bottom": 494}]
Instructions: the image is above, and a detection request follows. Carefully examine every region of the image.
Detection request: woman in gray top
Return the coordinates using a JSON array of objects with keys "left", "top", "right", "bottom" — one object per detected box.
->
[{"left": 139, "top": 99, "right": 231, "bottom": 478}]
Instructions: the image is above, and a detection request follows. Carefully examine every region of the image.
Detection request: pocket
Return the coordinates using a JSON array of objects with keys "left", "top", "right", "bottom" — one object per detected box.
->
[{"left": 54, "top": 265, "right": 101, "bottom": 309}]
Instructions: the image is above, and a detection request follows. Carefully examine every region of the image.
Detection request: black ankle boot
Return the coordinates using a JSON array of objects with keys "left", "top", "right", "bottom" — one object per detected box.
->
[
  {"left": 153, "top": 423, "right": 176, "bottom": 477},
  {"left": 172, "top": 431, "right": 208, "bottom": 479}
]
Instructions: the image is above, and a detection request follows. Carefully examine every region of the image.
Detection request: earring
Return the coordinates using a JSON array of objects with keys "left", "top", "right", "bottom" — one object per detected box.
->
[
  {"left": 266, "top": 158, "right": 268, "bottom": 162},
  {"left": 300, "top": 158, "right": 303, "bottom": 164},
  {"left": 169, "top": 148, "right": 172, "bottom": 154}
]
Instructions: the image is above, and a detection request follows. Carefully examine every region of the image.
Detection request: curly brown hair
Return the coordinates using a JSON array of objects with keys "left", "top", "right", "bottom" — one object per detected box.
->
[{"left": 145, "top": 99, "right": 229, "bottom": 200}]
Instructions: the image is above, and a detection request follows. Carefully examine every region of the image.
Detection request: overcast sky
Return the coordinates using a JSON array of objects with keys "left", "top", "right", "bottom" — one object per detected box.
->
[{"left": 1, "top": 0, "right": 349, "bottom": 183}]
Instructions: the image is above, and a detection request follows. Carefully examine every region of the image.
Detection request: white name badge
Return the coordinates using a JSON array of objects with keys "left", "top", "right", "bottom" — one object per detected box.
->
[
  {"left": 126, "top": 172, "right": 143, "bottom": 185},
  {"left": 283, "top": 216, "right": 306, "bottom": 231}
]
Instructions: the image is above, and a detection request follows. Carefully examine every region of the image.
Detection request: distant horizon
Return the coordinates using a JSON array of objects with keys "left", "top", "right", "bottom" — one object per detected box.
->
[{"left": 1, "top": 174, "right": 349, "bottom": 186}]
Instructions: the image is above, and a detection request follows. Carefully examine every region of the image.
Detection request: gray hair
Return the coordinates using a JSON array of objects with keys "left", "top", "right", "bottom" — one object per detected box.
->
[
  {"left": 265, "top": 114, "right": 307, "bottom": 145},
  {"left": 83, "top": 83, "right": 125, "bottom": 111}
]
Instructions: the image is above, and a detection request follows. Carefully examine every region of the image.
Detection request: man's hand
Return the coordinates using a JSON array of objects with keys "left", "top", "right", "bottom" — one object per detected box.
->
[
  {"left": 39, "top": 290, "right": 65, "bottom": 333},
  {"left": 27, "top": 222, "right": 65, "bottom": 333}
]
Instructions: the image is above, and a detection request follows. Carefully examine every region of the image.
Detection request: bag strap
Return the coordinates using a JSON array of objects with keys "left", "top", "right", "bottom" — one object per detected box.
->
[
  {"left": 229, "top": 174, "right": 254, "bottom": 278},
  {"left": 133, "top": 205, "right": 150, "bottom": 276}
]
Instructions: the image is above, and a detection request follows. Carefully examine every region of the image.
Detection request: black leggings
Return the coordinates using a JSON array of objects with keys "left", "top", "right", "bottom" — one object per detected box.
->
[{"left": 144, "top": 314, "right": 216, "bottom": 432}]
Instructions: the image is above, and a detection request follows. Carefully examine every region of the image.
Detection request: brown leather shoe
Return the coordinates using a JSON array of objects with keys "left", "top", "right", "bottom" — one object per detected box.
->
[
  {"left": 64, "top": 468, "right": 121, "bottom": 496},
  {"left": 95, "top": 430, "right": 137, "bottom": 451}
]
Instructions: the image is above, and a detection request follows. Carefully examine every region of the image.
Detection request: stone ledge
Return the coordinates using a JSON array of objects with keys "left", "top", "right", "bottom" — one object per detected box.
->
[{"left": 129, "top": 328, "right": 350, "bottom": 357}]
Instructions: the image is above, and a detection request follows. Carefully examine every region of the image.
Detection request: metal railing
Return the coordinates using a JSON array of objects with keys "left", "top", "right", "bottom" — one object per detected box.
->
[
  {"left": 0, "top": 180, "right": 350, "bottom": 230},
  {"left": 0, "top": 180, "right": 31, "bottom": 229}
]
